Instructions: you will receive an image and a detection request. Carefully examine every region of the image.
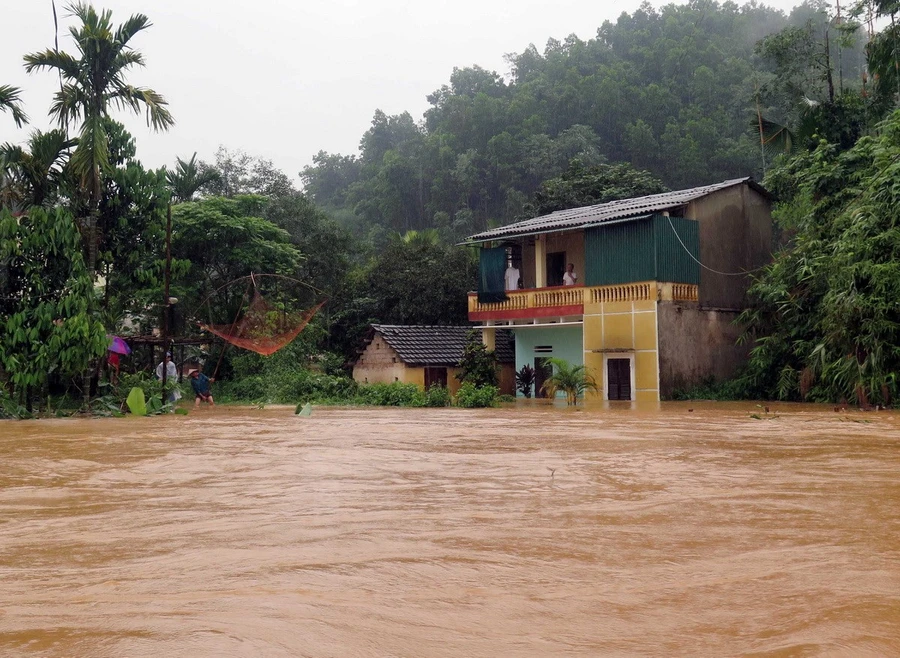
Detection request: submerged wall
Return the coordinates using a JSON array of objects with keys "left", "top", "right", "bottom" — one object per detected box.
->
[
  {"left": 352, "top": 335, "right": 408, "bottom": 385},
  {"left": 583, "top": 288, "right": 660, "bottom": 403},
  {"left": 513, "top": 325, "right": 583, "bottom": 398},
  {"left": 656, "top": 301, "right": 748, "bottom": 398}
]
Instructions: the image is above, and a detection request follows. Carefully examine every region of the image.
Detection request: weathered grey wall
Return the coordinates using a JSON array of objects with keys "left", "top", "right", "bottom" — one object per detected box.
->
[
  {"left": 656, "top": 302, "right": 748, "bottom": 398},
  {"left": 685, "top": 185, "right": 772, "bottom": 309}
]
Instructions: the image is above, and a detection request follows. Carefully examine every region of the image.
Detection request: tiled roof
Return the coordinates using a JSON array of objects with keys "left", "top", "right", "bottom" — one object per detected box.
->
[
  {"left": 366, "top": 325, "right": 515, "bottom": 366},
  {"left": 465, "top": 177, "right": 768, "bottom": 243}
]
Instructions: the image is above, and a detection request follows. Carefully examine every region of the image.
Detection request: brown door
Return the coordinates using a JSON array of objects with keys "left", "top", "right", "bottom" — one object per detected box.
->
[
  {"left": 425, "top": 367, "right": 448, "bottom": 389},
  {"left": 607, "top": 358, "right": 632, "bottom": 401},
  {"left": 534, "top": 357, "right": 551, "bottom": 398}
]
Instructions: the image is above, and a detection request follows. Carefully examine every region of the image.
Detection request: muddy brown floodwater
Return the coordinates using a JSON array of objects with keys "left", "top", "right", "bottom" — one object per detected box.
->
[{"left": 1, "top": 404, "right": 899, "bottom": 657}]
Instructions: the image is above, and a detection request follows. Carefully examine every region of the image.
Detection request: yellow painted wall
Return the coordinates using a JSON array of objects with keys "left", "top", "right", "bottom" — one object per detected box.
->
[{"left": 583, "top": 284, "right": 659, "bottom": 401}]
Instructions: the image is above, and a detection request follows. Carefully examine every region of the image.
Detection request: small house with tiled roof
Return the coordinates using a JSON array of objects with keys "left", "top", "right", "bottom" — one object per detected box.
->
[
  {"left": 464, "top": 177, "right": 773, "bottom": 401},
  {"left": 352, "top": 325, "right": 516, "bottom": 395}
]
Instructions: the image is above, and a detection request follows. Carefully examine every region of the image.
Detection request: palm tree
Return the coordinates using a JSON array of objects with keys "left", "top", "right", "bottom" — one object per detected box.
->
[
  {"left": 0, "top": 129, "right": 75, "bottom": 209},
  {"left": 0, "top": 85, "right": 28, "bottom": 128},
  {"left": 166, "top": 152, "right": 221, "bottom": 203},
  {"left": 399, "top": 228, "right": 441, "bottom": 246},
  {"left": 23, "top": 2, "right": 174, "bottom": 273},
  {"left": 540, "top": 357, "right": 599, "bottom": 406}
]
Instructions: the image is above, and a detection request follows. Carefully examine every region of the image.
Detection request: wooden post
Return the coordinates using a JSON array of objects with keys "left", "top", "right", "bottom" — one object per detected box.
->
[{"left": 161, "top": 202, "right": 172, "bottom": 408}]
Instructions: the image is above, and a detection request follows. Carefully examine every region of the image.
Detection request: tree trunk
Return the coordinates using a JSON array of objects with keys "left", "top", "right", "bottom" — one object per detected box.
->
[{"left": 82, "top": 209, "right": 99, "bottom": 410}]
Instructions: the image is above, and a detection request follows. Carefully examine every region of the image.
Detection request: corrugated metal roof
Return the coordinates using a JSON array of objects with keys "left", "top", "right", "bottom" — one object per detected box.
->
[
  {"left": 465, "top": 177, "right": 768, "bottom": 243},
  {"left": 361, "top": 325, "right": 515, "bottom": 366}
]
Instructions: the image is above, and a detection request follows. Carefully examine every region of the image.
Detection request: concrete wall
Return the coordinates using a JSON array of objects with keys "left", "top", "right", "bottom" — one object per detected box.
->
[
  {"left": 685, "top": 185, "right": 772, "bottom": 309},
  {"left": 656, "top": 301, "right": 748, "bottom": 398},
  {"left": 513, "top": 325, "right": 583, "bottom": 398},
  {"left": 544, "top": 230, "right": 585, "bottom": 284},
  {"left": 583, "top": 290, "right": 660, "bottom": 403},
  {"left": 352, "top": 335, "right": 408, "bottom": 384}
]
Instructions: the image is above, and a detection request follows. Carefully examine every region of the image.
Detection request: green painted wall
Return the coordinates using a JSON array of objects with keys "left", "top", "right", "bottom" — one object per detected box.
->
[
  {"left": 584, "top": 214, "right": 700, "bottom": 286},
  {"left": 513, "top": 325, "right": 583, "bottom": 398}
]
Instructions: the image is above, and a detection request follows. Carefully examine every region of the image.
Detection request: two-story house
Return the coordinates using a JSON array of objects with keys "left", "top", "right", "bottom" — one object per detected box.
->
[{"left": 465, "top": 177, "right": 772, "bottom": 402}]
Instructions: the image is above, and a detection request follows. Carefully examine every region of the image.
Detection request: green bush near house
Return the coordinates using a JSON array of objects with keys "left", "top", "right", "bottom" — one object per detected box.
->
[
  {"left": 354, "top": 382, "right": 425, "bottom": 406},
  {"left": 216, "top": 370, "right": 358, "bottom": 404},
  {"left": 455, "top": 382, "right": 499, "bottom": 408},
  {"left": 424, "top": 385, "right": 451, "bottom": 407}
]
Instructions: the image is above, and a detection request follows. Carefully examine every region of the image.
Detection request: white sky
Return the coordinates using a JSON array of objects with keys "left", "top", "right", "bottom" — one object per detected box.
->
[{"left": 1, "top": 0, "right": 805, "bottom": 183}]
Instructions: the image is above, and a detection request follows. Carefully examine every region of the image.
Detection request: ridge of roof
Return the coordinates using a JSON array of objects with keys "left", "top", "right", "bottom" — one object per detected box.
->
[
  {"left": 465, "top": 177, "right": 769, "bottom": 243},
  {"left": 357, "top": 324, "right": 514, "bottom": 366}
]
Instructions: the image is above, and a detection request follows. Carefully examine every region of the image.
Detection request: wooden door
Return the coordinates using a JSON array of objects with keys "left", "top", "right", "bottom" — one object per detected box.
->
[
  {"left": 425, "top": 367, "right": 448, "bottom": 389},
  {"left": 607, "top": 358, "right": 632, "bottom": 401}
]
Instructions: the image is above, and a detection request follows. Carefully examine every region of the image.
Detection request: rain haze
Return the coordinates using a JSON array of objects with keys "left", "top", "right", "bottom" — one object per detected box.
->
[{"left": 3, "top": 0, "right": 809, "bottom": 186}]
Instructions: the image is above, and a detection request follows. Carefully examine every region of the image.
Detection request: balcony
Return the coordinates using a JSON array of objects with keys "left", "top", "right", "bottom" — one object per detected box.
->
[{"left": 468, "top": 281, "right": 698, "bottom": 322}]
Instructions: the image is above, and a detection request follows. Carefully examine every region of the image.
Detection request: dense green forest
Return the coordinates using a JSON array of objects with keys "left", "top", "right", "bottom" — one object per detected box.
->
[
  {"left": 3, "top": 0, "right": 900, "bottom": 413},
  {"left": 300, "top": 0, "right": 869, "bottom": 243}
]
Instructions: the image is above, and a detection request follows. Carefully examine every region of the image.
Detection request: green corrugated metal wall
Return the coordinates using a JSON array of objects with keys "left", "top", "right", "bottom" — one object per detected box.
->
[
  {"left": 584, "top": 214, "right": 699, "bottom": 286},
  {"left": 584, "top": 218, "right": 655, "bottom": 285},
  {"left": 654, "top": 215, "right": 700, "bottom": 284}
]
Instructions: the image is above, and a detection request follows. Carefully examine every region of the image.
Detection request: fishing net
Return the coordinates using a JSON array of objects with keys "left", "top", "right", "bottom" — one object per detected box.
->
[{"left": 200, "top": 278, "right": 324, "bottom": 357}]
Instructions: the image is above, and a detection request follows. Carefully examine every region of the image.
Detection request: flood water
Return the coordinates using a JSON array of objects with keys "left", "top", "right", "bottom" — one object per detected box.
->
[{"left": 1, "top": 403, "right": 899, "bottom": 657}]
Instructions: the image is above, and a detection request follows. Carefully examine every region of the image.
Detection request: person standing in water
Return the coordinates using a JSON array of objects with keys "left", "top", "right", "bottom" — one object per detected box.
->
[{"left": 189, "top": 369, "right": 215, "bottom": 407}]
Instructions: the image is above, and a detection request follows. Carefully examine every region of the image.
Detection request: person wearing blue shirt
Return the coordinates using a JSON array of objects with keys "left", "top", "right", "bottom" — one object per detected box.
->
[{"left": 189, "top": 369, "right": 215, "bottom": 407}]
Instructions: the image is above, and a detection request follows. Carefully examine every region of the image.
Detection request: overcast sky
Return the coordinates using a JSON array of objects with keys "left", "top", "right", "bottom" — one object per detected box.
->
[{"left": 2, "top": 0, "right": 805, "bottom": 184}]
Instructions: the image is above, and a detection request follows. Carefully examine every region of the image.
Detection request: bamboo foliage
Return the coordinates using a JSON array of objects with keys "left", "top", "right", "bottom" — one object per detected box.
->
[{"left": 740, "top": 111, "right": 900, "bottom": 404}]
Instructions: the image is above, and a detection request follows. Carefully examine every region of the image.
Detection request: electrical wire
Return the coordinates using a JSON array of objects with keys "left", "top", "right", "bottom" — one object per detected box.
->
[{"left": 666, "top": 214, "right": 768, "bottom": 277}]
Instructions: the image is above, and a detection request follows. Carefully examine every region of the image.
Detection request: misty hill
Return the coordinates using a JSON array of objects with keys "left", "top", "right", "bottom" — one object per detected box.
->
[{"left": 300, "top": 1, "right": 866, "bottom": 242}]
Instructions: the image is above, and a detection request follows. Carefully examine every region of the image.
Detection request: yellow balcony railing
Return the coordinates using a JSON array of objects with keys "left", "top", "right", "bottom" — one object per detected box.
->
[
  {"left": 589, "top": 282, "right": 652, "bottom": 304},
  {"left": 468, "top": 281, "right": 700, "bottom": 319}
]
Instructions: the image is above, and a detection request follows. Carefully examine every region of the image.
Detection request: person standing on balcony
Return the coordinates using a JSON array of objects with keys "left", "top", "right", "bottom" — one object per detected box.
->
[
  {"left": 563, "top": 263, "right": 578, "bottom": 286},
  {"left": 505, "top": 263, "right": 521, "bottom": 291}
]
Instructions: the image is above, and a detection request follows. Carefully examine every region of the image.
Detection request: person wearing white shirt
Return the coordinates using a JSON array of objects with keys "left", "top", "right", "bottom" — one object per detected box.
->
[
  {"left": 155, "top": 352, "right": 182, "bottom": 402},
  {"left": 563, "top": 263, "right": 578, "bottom": 286}
]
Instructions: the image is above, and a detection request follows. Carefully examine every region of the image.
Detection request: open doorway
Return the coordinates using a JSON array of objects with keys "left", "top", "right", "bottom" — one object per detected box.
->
[
  {"left": 534, "top": 357, "right": 552, "bottom": 398},
  {"left": 546, "top": 252, "right": 565, "bottom": 287}
]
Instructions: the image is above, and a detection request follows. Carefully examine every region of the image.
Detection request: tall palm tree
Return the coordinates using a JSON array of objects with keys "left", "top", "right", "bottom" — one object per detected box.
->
[
  {"left": 23, "top": 1, "right": 174, "bottom": 273},
  {"left": 166, "top": 152, "right": 221, "bottom": 203},
  {"left": 540, "top": 357, "right": 599, "bottom": 406},
  {"left": 0, "top": 85, "right": 28, "bottom": 128},
  {"left": 0, "top": 129, "right": 75, "bottom": 209}
]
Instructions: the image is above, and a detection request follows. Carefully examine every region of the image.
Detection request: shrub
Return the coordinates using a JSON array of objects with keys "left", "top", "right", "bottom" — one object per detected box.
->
[
  {"left": 455, "top": 382, "right": 498, "bottom": 408},
  {"left": 456, "top": 331, "right": 499, "bottom": 387},
  {"left": 355, "top": 382, "right": 424, "bottom": 406},
  {"left": 217, "top": 370, "right": 358, "bottom": 404},
  {"left": 424, "top": 385, "right": 450, "bottom": 407}
]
